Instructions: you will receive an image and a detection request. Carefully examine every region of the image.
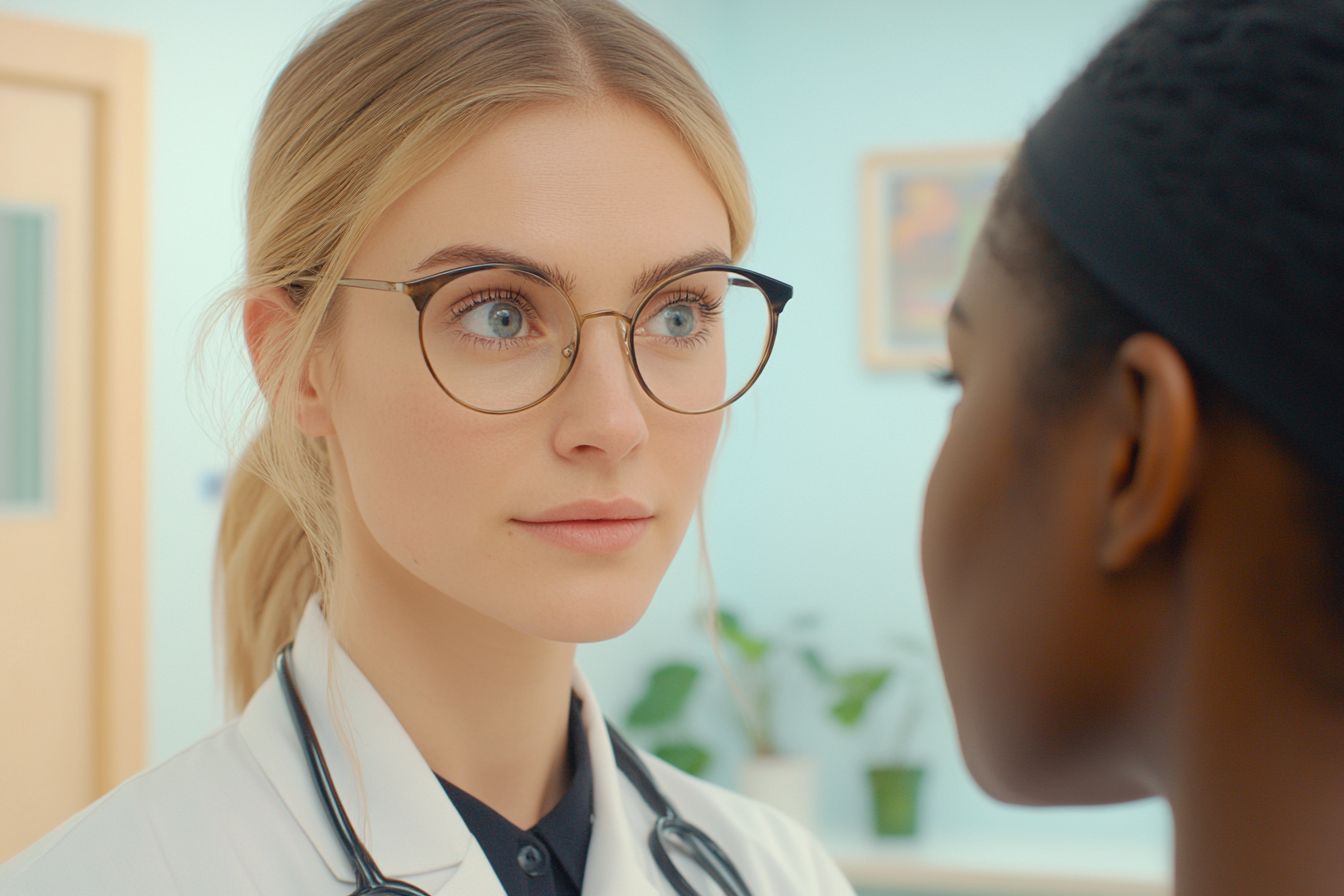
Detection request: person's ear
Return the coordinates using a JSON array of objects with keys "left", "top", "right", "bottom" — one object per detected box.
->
[
  {"left": 243, "top": 288, "right": 335, "bottom": 438},
  {"left": 1097, "top": 333, "right": 1199, "bottom": 570}
]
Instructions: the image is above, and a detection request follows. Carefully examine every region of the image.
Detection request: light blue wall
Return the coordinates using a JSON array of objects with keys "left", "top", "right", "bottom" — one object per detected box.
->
[{"left": 0, "top": 0, "right": 1167, "bottom": 877}]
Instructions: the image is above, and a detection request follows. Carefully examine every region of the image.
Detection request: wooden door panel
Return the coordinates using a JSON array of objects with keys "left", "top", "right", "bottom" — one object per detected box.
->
[
  {"left": 0, "top": 77, "right": 98, "bottom": 859},
  {"left": 0, "top": 13, "right": 146, "bottom": 863}
]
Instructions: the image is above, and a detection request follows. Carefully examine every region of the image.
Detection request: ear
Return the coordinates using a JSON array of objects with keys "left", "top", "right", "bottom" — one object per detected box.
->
[
  {"left": 243, "top": 288, "right": 335, "bottom": 438},
  {"left": 1097, "top": 333, "right": 1199, "bottom": 570}
]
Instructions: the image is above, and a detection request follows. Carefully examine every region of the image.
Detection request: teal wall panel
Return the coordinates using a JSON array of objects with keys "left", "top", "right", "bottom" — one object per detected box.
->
[{"left": 0, "top": 207, "right": 47, "bottom": 506}]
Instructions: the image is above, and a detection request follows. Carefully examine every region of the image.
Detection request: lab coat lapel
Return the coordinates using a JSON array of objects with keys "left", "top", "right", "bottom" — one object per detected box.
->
[
  {"left": 573, "top": 669, "right": 663, "bottom": 896},
  {"left": 430, "top": 843, "right": 508, "bottom": 896},
  {"left": 239, "top": 598, "right": 482, "bottom": 888},
  {"left": 239, "top": 600, "right": 658, "bottom": 896}
]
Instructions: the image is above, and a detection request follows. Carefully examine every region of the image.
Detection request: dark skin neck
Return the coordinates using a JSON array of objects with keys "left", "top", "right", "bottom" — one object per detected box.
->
[{"left": 1162, "top": 417, "right": 1344, "bottom": 895}]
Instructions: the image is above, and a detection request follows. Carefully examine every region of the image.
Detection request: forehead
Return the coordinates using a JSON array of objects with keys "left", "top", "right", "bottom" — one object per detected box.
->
[{"left": 354, "top": 99, "right": 731, "bottom": 285}]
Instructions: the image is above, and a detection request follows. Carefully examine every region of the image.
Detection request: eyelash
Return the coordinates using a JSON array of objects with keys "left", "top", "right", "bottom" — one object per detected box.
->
[
  {"left": 635, "top": 291, "right": 723, "bottom": 348},
  {"left": 930, "top": 367, "right": 959, "bottom": 387},
  {"left": 647, "top": 288, "right": 724, "bottom": 319},
  {"left": 447, "top": 290, "right": 540, "bottom": 324}
]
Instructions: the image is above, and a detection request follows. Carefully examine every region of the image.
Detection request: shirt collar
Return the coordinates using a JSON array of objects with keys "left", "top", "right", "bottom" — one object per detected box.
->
[
  {"left": 438, "top": 692, "right": 594, "bottom": 892},
  {"left": 536, "top": 693, "right": 595, "bottom": 887}
]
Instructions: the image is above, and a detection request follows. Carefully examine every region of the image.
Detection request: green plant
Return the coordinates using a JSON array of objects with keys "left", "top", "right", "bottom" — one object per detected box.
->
[
  {"left": 803, "top": 634, "right": 929, "bottom": 762},
  {"left": 714, "top": 608, "right": 824, "bottom": 756},
  {"left": 802, "top": 649, "right": 890, "bottom": 727},
  {"left": 716, "top": 609, "right": 776, "bottom": 755},
  {"left": 625, "top": 662, "right": 711, "bottom": 776}
]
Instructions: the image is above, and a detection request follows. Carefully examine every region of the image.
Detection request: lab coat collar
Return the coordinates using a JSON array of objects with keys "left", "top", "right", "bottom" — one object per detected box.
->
[
  {"left": 237, "top": 598, "right": 662, "bottom": 896},
  {"left": 238, "top": 598, "right": 476, "bottom": 887},
  {"left": 578, "top": 667, "right": 662, "bottom": 896}
]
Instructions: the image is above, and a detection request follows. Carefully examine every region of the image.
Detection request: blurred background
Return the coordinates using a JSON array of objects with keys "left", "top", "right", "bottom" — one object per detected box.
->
[{"left": 0, "top": 1, "right": 1171, "bottom": 892}]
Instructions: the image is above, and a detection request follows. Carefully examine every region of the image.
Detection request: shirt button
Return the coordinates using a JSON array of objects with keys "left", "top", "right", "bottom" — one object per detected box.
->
[{"left": 517, "top": 842, "right": 548, "bottom": 877}]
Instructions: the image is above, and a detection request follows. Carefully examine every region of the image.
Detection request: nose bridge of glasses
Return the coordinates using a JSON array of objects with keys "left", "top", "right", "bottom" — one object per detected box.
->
[
  {"left": 576, "top": 308, "right": 633, "bottom": 328},
  {"left": 559, "top": 308, "right": 635, "bottom": 370},
  {"left": 573, "top": 308, "right": 632, "bottom": 351}
]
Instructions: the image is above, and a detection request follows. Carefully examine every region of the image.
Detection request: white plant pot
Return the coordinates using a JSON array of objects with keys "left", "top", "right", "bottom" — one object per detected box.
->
[{"left": 737, "top": 754, "right": 817, "bottom": 831}]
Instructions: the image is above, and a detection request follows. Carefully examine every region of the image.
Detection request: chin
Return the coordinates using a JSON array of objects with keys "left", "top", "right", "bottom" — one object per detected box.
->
[
  {"left": 959, "top": 726, "right": 1157, "bottom": 807},
  {"left": 960, "top": 741, "right": 1057, "bottom": 806},
  {"left": 497, "top": 575, "right": 660, "bottom": 645}
]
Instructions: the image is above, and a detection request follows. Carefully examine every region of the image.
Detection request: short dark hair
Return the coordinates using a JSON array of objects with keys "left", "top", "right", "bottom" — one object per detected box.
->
[{"left": 984, "top": 161, "right": 1148, "bottom": 416}]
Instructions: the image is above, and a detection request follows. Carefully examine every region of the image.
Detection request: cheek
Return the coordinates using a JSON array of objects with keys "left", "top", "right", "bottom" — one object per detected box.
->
[
  {"left": 924, "top": 403, "right": 1151, "bottom": 802},
  {"left": 922, "top": 396, "right": 1019, "bottom": 714},
  {"left": 922, "top": 394, "right": 1027, "bottom": 648},
  {"left": 335, "top": 351, "right": 506, "bottom": 567},
  {"left": 922, "top": 400, "right": 1087, "bottom": 797},
  {"left": 649, "top": 412, "right": 722, "bottom": 516},
  {"left": 922, "top": 411, "right": 1001, "bottom": 613}
]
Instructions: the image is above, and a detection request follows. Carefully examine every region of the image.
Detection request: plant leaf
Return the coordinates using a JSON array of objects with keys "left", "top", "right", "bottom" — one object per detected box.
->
[
  {"left": 626, "top": 663, "right": 699, "bottom": 728},
  {"left": 830, "top": 669, "right": 891, "bottom": 727},
  {"left": 654, "top": 741, "right": 712, "bottom": 777},
  {"left": 717, "top": 610, "right": 770, "bottom": 663},
  {"left": 801, "top": 648, "right": 832, "bottom": 683}
]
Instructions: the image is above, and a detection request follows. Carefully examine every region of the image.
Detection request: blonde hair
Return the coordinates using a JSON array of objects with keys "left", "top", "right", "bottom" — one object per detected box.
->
[{"left": 216, "top": 0, "right": 754, "bottom": 713}]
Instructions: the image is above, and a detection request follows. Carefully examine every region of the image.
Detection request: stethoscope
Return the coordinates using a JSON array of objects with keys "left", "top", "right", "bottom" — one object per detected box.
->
[{"left": 277, "top": 646, "right": 754, "bottom": 896}]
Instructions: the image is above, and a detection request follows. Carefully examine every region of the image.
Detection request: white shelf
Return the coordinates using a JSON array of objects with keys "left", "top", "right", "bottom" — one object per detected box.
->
[
  {"left": 828, "top": 837, "right": 1171, "bottom": 895},
  {"left": 837, "top": 856, "right": 1169, "bottom": 895}
]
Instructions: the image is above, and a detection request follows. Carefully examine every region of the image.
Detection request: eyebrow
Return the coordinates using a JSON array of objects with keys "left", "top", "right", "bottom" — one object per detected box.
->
[
  {"left": 413, "top": 244, "right": 732, "bottom": 298},
  {"left": 414, "top": 244, "right": 575, "bottom": 293},
  {"left": 631, "top": 247, "right": 732, "bottom": 296}
]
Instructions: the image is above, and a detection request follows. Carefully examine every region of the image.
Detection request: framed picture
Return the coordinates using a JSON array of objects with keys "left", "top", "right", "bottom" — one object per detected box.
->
[{"left": 861, "top": 145, "right": 1012, "bottom": 369}]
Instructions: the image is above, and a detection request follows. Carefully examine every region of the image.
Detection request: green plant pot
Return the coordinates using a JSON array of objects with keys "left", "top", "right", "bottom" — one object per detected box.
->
[{"left": 868, "top": 765, "right": 923, "bottom": 837}]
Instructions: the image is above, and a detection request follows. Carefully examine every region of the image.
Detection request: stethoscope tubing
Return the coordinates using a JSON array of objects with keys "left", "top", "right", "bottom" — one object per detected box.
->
[
  {"left": 278, "top": 647, "right": 432, "bottom": 895},
  {"left": 276, "top": 644, "right": 753, "bottom": 896},
  {"left": 608, "top": 729, "right": 753, "bottom": 896}
]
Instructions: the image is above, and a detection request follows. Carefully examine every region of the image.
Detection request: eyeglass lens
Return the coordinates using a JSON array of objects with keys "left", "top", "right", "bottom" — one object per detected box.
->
[{"left": 417, "top": 268, "right": 772, "bottom": 413}]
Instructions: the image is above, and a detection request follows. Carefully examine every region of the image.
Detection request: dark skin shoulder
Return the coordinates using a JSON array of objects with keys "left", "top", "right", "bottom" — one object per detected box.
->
[{"left": 921, "top": 237, "right": 1344, "bottom": 896}]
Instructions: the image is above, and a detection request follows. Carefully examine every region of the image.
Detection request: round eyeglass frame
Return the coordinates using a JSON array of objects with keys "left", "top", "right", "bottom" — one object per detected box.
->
[{"left": 335, "top": 262, "right": 793, "bottom": 415}]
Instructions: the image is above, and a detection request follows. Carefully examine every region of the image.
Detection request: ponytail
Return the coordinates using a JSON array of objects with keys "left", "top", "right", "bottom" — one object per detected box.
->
[{"left": 216, "top": 439, "right": 318, "bottom": 713}]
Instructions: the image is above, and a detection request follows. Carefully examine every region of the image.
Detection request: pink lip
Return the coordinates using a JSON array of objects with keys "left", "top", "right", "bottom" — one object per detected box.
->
[{"left": 513, "top": 498, "right": 654, "bottom": 554}]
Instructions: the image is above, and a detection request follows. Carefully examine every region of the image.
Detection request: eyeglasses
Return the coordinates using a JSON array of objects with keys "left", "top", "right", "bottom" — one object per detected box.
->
[{"left": 336, "top": 263, "right": 792, "bottom": 415}]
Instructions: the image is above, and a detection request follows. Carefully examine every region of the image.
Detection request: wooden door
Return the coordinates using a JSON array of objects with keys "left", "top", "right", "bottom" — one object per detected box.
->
[{"left": 0, "top": 14, "right": 146, "bottom": 862}]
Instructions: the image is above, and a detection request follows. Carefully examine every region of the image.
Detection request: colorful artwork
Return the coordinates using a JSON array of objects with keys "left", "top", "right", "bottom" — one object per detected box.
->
[{"left": 862, "top": 147, "right": 1011, "bottom": 368}]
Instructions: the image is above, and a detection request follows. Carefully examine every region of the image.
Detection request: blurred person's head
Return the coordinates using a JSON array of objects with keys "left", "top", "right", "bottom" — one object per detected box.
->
[{"left": 922, "top": 0, "right": 1344, "bottom": 807}]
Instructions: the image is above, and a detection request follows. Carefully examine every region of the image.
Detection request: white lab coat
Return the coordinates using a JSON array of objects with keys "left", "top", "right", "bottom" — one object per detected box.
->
[{"left": 0, "top": 599, "right": 855, "bottom": 896}]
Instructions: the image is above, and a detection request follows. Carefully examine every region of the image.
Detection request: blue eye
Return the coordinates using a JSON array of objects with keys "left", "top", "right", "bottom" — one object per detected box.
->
[
  {"left": 654, "top": 304, "right": 696, "bottom": 338},
  {"left": 462, "top": 301, "right": 528, "bottom": 339}
]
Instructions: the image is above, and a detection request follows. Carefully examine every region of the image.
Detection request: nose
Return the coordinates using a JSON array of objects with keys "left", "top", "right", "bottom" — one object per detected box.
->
[{"left": 550, "top": 311, "right": 648, "bottom": 462}]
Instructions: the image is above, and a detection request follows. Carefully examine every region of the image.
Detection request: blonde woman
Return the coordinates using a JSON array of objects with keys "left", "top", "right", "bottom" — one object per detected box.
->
[{"left": 0, "top": 2, "right": 853, "bottom": 894}]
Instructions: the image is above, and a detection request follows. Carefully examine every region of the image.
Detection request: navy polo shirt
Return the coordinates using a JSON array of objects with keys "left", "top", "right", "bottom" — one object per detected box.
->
[{"left": 438, "top": 694, "right": 594, "bottom": 896}]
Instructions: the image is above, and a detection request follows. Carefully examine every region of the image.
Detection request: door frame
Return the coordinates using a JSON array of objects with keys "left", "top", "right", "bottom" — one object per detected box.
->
[{"left": 0, "top": 13, "right": 147, "bottom": 794}]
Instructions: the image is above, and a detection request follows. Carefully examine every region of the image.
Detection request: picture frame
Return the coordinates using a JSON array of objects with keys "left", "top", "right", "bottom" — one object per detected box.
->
[{"left": 861, "top": 145, "right": 1013, "bottom": 369}]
